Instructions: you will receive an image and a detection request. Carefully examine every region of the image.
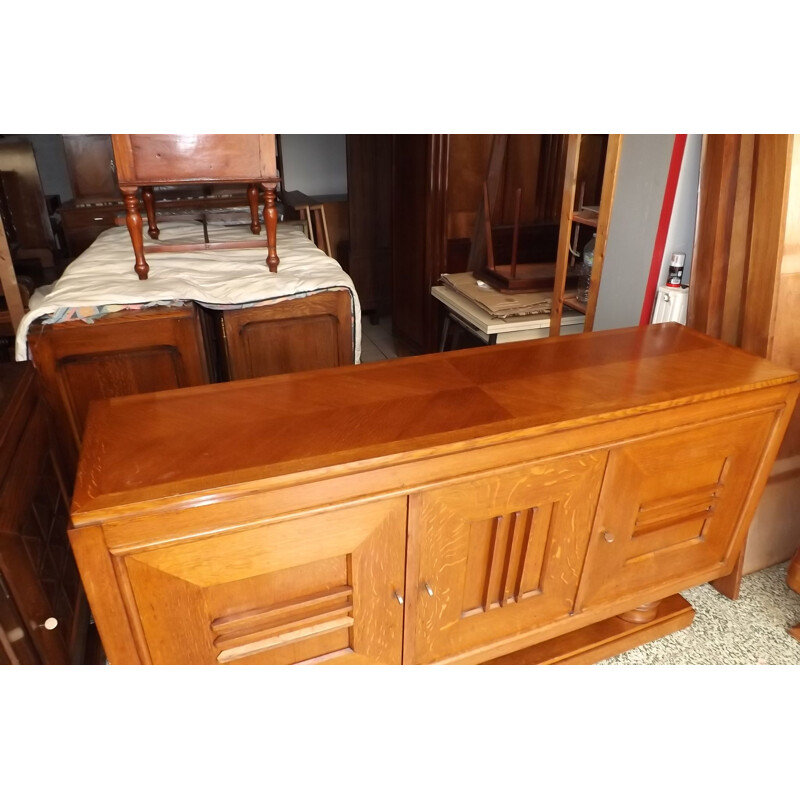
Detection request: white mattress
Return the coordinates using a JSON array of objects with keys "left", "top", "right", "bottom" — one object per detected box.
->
[{"left": 15, "top": 221, "right": 362, "bottom": 362}]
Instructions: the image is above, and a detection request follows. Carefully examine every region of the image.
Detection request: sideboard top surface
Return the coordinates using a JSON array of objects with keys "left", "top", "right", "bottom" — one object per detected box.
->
[{"left": 71, "top": 323, "right": 798, "bottom": 523}]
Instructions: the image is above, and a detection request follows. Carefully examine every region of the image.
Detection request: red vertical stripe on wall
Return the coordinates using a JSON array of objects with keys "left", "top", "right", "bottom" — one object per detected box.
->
[{"left": 639, "top": 134, "right": 688, "bottom": 325}]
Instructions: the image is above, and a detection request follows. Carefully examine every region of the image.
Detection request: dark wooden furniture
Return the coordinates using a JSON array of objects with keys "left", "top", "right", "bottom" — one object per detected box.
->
[
  {"left": 0, "top": 142, "right": 58, "bottom": 270},
  {"left": 27, "top": 304, "right": 212, "bottom": 481},
  {"left": 218, "top": 290, "right": 354, "bottom": 380},
  {"left": 0, "top": 362, "right": 88, "bottom": 664},
  {"left": 59, "top": 134, "right": 259, "bottom": 260},
  {"left": 111, "top": 135, "right": 281, "bottom": 279},
  {"left": 392, "top": 135, "right": 569, "bottom": 354},
  {"left": 346, "top": 134, "right": 393, "bottom": 321},
  {"left": 68, "top": 324, "right": 797, "bottom": 664}
]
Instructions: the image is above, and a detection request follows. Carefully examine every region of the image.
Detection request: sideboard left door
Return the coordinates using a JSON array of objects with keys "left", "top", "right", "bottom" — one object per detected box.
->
[{"left": 121, "top": 497, "right": 407, "bottom": 665}]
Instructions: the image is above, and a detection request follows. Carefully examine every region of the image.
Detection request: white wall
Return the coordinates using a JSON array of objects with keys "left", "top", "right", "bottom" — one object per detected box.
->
[
  {"left": 593, "top": 135, "right": 675, "bottom": 331},
  {"left": 279, "top": 134, "right": 347, "bottom": 197}
]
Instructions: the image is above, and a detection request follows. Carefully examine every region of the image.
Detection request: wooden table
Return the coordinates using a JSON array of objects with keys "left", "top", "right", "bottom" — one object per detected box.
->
[
  {"left": 431, "top": 284, "right": 584, "bottom": 350},
  {"left": 111, "top": 135, "right": 281, "bottom": 279}
]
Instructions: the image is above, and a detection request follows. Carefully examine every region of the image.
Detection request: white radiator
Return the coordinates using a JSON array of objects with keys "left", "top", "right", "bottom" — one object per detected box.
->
[{"left": 652, "top": 285, "right": 689, "bottom": 324}]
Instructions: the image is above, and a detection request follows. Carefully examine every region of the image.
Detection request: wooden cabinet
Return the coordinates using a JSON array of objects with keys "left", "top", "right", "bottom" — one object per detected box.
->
[
  {"left": 0, "top": 363, "right": 87, "bottom": 664},
  {"left": 27, "top": 304, "right": 212, "bottom": 480},
  {"left": 405, "top": 452, "right": 606, "bottom": 664},
  {"left": 68, "top": 324, "right": 798, "bottom": 665}
]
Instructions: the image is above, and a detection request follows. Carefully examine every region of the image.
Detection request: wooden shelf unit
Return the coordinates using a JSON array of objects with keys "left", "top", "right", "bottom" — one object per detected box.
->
[{"left": 550, "top": 135, "right": 622, "bottom": 335}]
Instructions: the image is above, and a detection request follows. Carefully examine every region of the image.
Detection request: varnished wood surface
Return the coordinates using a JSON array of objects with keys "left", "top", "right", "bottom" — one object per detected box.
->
[
  {"left": 0, "top": 363, "right": 87, "bottom": 664},
  {"left": 112, "top": 135, "right": 278, "bottom": 185},
  {"left": 72, "top": 323, "right": 798, "bottom": 523},
  {"left": 221, "top": 290, "right": 354, "bottom": 380},
  {"left": 28, "top": 304, "right": 211, "bottom": 479}
]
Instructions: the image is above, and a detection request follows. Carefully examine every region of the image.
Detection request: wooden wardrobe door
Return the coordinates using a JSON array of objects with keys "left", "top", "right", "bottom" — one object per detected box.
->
[
  {"left": 122, "top": 497, "right": 406, "bottom": 665},
  {"left": 405, "top": 452, "right": 606, "bottom": 664},
  {"left": 575, "top": 411, "right": 779, "bottom": 613}
]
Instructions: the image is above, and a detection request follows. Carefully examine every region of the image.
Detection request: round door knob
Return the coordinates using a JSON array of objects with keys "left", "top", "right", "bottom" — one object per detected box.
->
[
  {"left": 40, "top": 617, "right": 58, "bottom": 631},
  {"left": 424, "top": 582, "right": 434, "bottom": 597},
  {"left": 603, "top": 530, "right": 615, "bottom": 543}
]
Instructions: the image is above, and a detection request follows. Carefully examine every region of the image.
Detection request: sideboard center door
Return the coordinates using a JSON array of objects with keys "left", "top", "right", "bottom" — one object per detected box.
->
[
  {"left": 121, "top": 497, "right": 407, "bottom": 665},
  {"left": 405, "top": 452, "right": 607, "bottom": 664}
]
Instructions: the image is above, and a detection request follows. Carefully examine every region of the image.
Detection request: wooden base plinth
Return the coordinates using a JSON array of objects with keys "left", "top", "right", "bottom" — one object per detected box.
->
[
  {"left": 789, "top": 625, "right": 800, "bottom": 643},
  {"left": 483, "top": 594, "right": 695, "bottom": 665}
]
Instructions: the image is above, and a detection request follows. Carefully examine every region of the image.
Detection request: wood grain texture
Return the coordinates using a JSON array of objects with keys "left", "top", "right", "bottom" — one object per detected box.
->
[
  {"left": 111, "top": 497, "right": 406, "bottom": 665},
  {"left": 221, "top": 290, "right": 354, "bottom": 380},
  {"left": 28, "top": 303, "right": 211, "bottom": 480},
  {"left": 72, "top": 324, "right": 798, "bottom": 523},
  {"left": 68, "top": 327, "right": 798, "bottom": 664},
  {"left": 407, "top": 451, "right": 607, "bottom": 664},
  {"left": 112, "top": 135, "right": 280, "bottom": 278}
]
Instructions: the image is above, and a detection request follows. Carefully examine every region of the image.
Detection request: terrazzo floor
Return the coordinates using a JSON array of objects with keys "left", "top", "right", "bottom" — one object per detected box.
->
[{"left": 600, "top": 561, "right": 800, "bottom": 665}]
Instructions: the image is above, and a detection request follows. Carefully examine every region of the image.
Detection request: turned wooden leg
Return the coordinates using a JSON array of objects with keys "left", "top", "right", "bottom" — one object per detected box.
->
[
  {"left": 262, "top": 183, "right": 279, "bottom": 272},
  {"left": 248, "top": 184, "right": 261, "bottom": 235},
  {"left": 141, "top": 186, "right": 160, "bottom": 240},
  {"left": 618, "top": 599, "right": 661, "bottom": 624},
  {"left": 122, "top": 188, "right": 149, "bottom": 280}
]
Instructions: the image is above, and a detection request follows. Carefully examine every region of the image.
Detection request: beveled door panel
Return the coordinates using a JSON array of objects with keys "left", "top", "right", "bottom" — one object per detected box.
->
[
  {"left": 575, "top": 411, "right": 778, "bottom": 612},
  {"left": 406, "top": 452, "right": 607, "bottom": 664},
  {"left": 123, "top": 497, "right": 406, "bottom": 664}
]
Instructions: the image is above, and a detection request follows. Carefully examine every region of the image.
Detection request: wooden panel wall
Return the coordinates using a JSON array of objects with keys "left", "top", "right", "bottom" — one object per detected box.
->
[{"left": 688, "top": 133, "right": 800, "bottom": 578}]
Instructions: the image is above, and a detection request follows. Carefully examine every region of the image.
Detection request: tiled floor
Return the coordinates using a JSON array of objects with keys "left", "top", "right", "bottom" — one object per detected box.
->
[{"left": 360, "top": 314, "right": 398, "bottom": 362}]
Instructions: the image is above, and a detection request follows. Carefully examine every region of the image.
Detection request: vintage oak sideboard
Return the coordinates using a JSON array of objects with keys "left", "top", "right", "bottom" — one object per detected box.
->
[{"left": 68, "top": 324, "right": 799, "bottom": 665}]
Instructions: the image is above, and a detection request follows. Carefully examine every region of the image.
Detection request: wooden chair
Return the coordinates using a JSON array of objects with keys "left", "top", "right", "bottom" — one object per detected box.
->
[{"left": 282, "top": 190, "right": 332, "bottom": 257}]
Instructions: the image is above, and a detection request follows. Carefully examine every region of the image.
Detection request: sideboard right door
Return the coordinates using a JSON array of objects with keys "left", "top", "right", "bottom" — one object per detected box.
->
[{"left": 574, "top": 410, "right": 779, "bottom": 613}]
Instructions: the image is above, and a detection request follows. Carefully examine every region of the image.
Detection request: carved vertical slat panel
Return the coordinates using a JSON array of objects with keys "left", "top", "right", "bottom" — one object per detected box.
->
[{"left": 408, "top": 452, "right": 607, "bottom": 664}]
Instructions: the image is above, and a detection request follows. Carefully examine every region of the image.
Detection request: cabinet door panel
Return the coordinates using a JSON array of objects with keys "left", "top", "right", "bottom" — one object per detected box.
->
[
  {"left": 123, "top": 497, "right": 406, "bottom": 665},
  {"left": 575, "top": 411, "right": 777, "bottom": 611},
  {"left": 407, "top": 452, "right": 607, "bottom": 664}
]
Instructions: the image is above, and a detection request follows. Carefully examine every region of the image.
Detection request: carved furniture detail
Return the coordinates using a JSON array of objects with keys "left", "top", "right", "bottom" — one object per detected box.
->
[{"left": 0, "top": 363, "right": 88, "bottom": 664}]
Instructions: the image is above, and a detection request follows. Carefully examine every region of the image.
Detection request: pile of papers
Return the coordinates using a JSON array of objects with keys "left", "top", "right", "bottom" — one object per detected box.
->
[{"left": 440, "top": 272, "right": 552, "bottom": 319}]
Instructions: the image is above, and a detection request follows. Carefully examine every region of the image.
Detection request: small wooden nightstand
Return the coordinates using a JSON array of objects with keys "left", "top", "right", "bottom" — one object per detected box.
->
[{"left": 111, "top": 134, "right": 281, "bottom": 279}]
